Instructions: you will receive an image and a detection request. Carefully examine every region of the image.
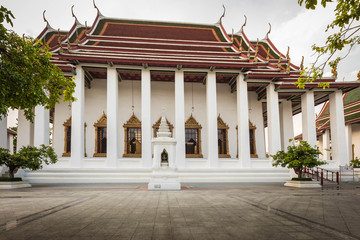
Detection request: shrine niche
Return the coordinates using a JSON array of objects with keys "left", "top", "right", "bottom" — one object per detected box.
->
[
  {"left": 123, "top": 113, "right": 142, "bottom": 157},
  {"left": 153, "top": 117, "right": 174, "bottom": 137},
  {"left": 217, "top": 115, "right": 230, "bottom": 158},
  {"left": 94, "top": 113, "right": 107, "bottom": 157},
  {"left": 185, "top": 114, "right": 202, "bottom": 158}
]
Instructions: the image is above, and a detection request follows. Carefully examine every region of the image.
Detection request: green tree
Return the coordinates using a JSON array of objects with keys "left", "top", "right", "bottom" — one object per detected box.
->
[
  {"left": 0, "top": 145, "right": 57, "bottom": 179},
  {"left": 272, "top": 139, "right": 325, "bottom": 179},
  {"left": 296, "top": 0, "right": 360, "bottom": 88},
  {"left": 0, "top": 5, "right": 75, "bottom": 121}
]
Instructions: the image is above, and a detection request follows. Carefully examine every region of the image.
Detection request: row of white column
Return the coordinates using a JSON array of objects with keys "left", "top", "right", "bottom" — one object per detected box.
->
[
  {"left": 25, "top": 66, "right": 349, "bottom": 168},
  {"left": 69, "top": 66, "right": 255, "bottom": 168},
  {"left": 320, "top": 91, "right": 349, "bottom": 165},
  {"left": 302, "top": 90, "right": 348, "bottom": 166}
]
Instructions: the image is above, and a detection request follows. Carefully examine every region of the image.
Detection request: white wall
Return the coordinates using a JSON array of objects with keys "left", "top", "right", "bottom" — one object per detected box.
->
[{"left": 53, "top": 79, "right": 268, "bottom": 162}]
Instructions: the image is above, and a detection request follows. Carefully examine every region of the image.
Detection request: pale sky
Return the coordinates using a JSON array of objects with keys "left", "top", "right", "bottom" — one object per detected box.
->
[{"left": 3, "top": 0, "right": 359, "bottom": 135}]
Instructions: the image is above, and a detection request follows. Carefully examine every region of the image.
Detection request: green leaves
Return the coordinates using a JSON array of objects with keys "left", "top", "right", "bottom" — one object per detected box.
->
[
  {"left": 296, "top": 0, "right": 360, "bottom": 87},
  {"left": 271, "top": 139, "right": 326, "bottom": 178},
  {"left": 0, "top": 145, "right": 58, "bottom": 178},
  {"left": 0, "top": 6, "right": 75, "bottom": 121},
  {"left": 0, "top": 5, "right": 14, "bottom": 27}
]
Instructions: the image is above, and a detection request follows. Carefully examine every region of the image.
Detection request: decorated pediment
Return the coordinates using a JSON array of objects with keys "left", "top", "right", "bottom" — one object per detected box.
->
[
  {"left": 217, "top": 115, "right": 229, "bottom": 129},
  {"left": 123, "top": 113, "right": 141, "bottom": 128},
  {"left": 94, "top": 112, "right": 107, "bottom": 127},
  {"left": 185, "top": 114, "right": 202, "bottom": 129}
]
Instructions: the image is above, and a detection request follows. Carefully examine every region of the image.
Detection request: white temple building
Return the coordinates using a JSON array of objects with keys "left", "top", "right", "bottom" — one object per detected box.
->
[{"left": 2, "top": 6, "right": 360, "bottom": 183}]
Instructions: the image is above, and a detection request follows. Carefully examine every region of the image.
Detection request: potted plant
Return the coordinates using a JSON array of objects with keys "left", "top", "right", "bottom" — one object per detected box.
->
[
  {"left": 350, "top": 157, "right": 360, "bottom": 168},
  {"left": 0, "top": 145, "right": 57, "bottom": 189},
  {"left": 271, "top": 139, "right": 326, "bottom": 188}
]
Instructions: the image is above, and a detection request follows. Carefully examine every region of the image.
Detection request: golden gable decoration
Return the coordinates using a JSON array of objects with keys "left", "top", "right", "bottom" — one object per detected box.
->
[
  {"left": 123, "top": 113, "right": 141, "bottom": 128},
  {"left": 94, "top": 112, "right": 107, "bottom": 128},
  {"left": 153, "top": 117, "right": 174, "bottom": 137},
  {"left": 185, "top": 114, "right": 202, "bottom": 129}
]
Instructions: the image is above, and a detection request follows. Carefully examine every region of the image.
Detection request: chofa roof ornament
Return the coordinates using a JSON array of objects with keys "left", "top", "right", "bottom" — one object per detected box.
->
[
  {"left": 93, "top": 0, "right": 104, "bottom": 18},
  {"left": 217, "top": 5, "right": 226, "bottom": 24},
  {"left": 237, "top": 15, "right": 247, "bottom": 34},
  {"left": 42, "top": 10, "right": 54, "bottom": 31},
  {"left": 264, "top": 23, "right": 271, "bottom": 40},
  {"left": 71, "top": 5, "right": 83, "bottom": 26}
]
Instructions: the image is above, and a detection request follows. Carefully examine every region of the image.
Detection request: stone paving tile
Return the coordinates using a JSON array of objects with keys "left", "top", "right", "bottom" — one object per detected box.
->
[{"left": 0, "top": 182, "right": 360, "bottom": 239}]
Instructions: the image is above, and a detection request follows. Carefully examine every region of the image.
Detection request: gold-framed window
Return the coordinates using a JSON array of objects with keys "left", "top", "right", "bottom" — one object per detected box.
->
[
  {"left": 62, "top": 117, "right": 87, "bottom": 157},
  {"left": 217, "top": 115, "right": 230, "bottom": 158},
  {"left": 236, "top": 121, "right": 258, "bottom": 158},
  {"left": 123, "top": 114, "right": 142, "bottom": 157},
  {"left": 94, "top": 113, "right": 107, "bottom": 157},
  {"left": 185, "top": 114, "right": 203, "bottom": 158},
  {"left": 152, "top": 117, "right": 174, "bottom": 137}
]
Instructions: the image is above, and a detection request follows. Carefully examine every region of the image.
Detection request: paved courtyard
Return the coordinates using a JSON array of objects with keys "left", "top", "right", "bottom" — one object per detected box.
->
[{"left": 1, "top": 182, "right": 360, "bottom": 240}]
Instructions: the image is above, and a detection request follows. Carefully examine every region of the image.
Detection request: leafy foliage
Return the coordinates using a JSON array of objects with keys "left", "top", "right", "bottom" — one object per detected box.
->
[
  {"left": 0, "top": 5, "right": 75, "bottom": 121},
  {"left": 350, "top": 157, "right": 360, "bottom": 167},
  {"left": 272, "top": 139, "right": 325, "bottom": 178},
  {"left": 0, "top": 145, "right": 57, "bottom": 178},
  {"left": 297, "top": 0, "right": 360, "bottom": 86}
]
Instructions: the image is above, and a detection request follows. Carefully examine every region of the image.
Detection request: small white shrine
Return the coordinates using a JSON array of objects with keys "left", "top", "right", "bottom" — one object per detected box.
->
[{"left": 148, "top": 114, "right": 180, "bottom": 190}]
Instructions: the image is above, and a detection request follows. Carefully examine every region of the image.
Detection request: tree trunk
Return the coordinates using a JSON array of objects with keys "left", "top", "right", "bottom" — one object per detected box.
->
[
  {"left": 8, "top": 166, "right": 15, "bottom": 179},
  {"left": 298, "top": 167, "right": 303, "bottom": 179}
]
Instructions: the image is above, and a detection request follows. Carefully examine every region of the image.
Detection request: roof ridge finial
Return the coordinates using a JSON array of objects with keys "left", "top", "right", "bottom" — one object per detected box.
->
[
  {"left": 264, "top": 23, "right": 271, "bottom": 40},
  {"left": 300, "top": 56, "right": 304, "bottom": 70},
  {"left": 238, "top": 15, "right": 247, "bottom": 34},
  {"left": 57, "top": 28, "right": 63, "bottom": 54},
  {"left": 217, "top": 5, "right": 226, "bottom": 24},
  {"left": 93, "top": 0, "right": 104, "bottom": 18},
  {"left": 286, "top": 46, "right": 290, "bottom": 59},
  {"left": 71, "top": 5, "right": 83, "bottom": 26},
  {"left": 43, "top": 10, "right": 54, "bottom": 31},
  {"left": 231, "top": 29, "right": 234, "bottom": 43},
  {"left": 266, "top": 47, "right": 270, "bottom": 61},
  {"left": 286, "top": 57, "right": 291, "bottom": 72},
  {"left": 254, "top": 38, "right": 259, "bottom": 62}
]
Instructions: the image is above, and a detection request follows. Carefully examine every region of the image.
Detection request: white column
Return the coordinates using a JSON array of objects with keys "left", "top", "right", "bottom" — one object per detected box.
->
[
  {"left": 237, "top": 74, "right": 251, "bottom": 167},
  {"left": 107, "top": 67, "right": 118, "bottom": 167},
  {"left": 0, "top": 116, "right": 7, "bottom": 149},
  {"left": 301, "top": 91, "right": 317, "bottom": 147},
  {"left": 206, "top": 71, "right": 218, "bottom": 167},
  {"left": 34, "top": 106, "right": 49, "bottom": 147},
  {"left": 322, "top": 129, "right": 330, "bottom": 160},
  {"left": 175, "top": 70, "right": 185, "bottom": 169},
  {"left": 329, "top": 90, "right": 348, "bottom": 166},
  {"left": 17, "top": 110, "right": 34, "bottom": 149},
  {"left": 141, "top": 68, "right": 152, "bottom": 168},
  {"left": 345, "top": 124, "right": 352, "bottom": 161},
  {"left": 266, "top": 83, "right": 281, "bottom": 155},
  {"left": 71, "top": 65, "right": 85, "bottom": 167},
  {"left": 279, "top": 100, "right": 294, "bottom": 150}
]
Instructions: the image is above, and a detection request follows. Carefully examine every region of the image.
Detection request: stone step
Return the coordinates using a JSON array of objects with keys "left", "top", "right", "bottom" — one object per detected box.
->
[{"left": 22, "top": 168, "right": 291, "bottom": 184}]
